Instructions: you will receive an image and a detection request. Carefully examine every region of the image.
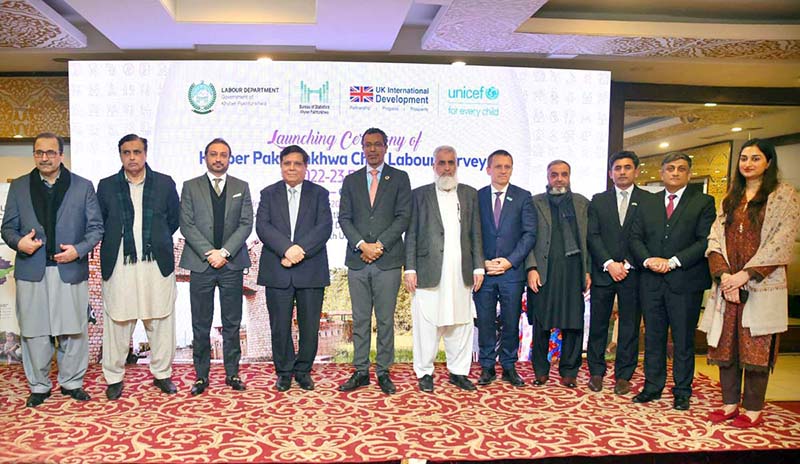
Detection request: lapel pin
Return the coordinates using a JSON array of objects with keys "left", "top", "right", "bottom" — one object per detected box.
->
[
  {"left": 384, "top": 176, "right": 390, "bottom": 180},
  {"left": 507, "top": 197, "right": 513, "bottom": 201},
  {"left": 631, "top": 202, "right": 638, "bottom": 207}
]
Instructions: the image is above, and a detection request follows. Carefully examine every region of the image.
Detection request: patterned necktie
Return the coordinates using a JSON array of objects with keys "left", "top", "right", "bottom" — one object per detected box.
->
[
  {"left": 618, "top": 190, "right": 628, "bottom": 226},
  {"left": 288, "top": 187, "right": 298, "bottom": 241},
  {"left": 666, "top": 193, "right": 677, "bottom": 219},
  {"left": 494, "top": 191, "right": 503, "bottom": 227},
  {"left": 213, "top": 178, "right": 222, "bottom": 196},
  {"left": 369, "top": 169, "right": 379, "bottom": 206}
]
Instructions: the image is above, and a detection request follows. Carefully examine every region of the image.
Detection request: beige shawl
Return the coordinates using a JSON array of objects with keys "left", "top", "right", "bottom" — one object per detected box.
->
[{"left": 699, "top": 182, "right": 800, "bottom": 346}]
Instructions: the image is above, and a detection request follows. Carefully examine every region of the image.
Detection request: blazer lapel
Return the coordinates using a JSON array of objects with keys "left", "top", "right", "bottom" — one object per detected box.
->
[
  {"left": 667, "top": 188, "right": 693, "bottom": 226},
  {"left": 198, "top": 177, "right": 214, "bottom": 223},
  {"left": 498, "top": 185, "right": 515, "bottom": 230},
  {"left": 223, "top": 177, "right": 235, "bottom": 224},
  {"left": 620, "top": 188, "right": 640, "bottom": 231},
  {"left": 371, "top": 165, "right": 390, "bottom": 211},
  {"left": 535, "top": 195, "right": 551, "bottom": 228},
  {"left": 480, "top": 188, "right": 496, "bottom": 233},
  {"left": 428, "top": 186, "right": 444, "bottom": 230},
  {"left": 277, "top": 183, "right": 292, "bottom": 235},
  {"left": 295, "top": 181, "right": 311, "bottom": 232}
]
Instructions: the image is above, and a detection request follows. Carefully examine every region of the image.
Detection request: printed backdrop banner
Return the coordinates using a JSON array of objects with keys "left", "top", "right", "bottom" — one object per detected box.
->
[{"left": 0, "top": 182, "right": 19, "bottom": 334}]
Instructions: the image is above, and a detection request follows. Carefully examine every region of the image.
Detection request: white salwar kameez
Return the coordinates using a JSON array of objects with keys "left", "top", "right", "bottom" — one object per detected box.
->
[
  {"left": 412, "top": 188, "right": 474, "bottom": 378},
  {"left": 102, "top": 173, "right": 176, "bottom": 384}
]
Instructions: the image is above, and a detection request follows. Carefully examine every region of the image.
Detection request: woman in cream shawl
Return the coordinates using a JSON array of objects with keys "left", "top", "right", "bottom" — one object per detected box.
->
[{"left": 699, "top": 138, "right": 800, "bottom": 428}]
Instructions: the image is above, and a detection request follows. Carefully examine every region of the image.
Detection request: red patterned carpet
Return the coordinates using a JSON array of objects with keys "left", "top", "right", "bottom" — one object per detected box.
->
[{"left": 1, "top": 362, "right": 799, "bottom": 463}]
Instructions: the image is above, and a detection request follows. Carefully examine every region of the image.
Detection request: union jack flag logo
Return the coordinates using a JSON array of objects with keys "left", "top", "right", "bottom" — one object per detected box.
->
[{"left": 350, "top": 86, "right": 374, "bottom": 103}]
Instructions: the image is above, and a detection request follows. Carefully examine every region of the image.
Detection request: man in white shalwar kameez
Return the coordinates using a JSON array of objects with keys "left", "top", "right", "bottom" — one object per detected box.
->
[{"left": 404, "top": 146, "right": 484, "bottom": 392}]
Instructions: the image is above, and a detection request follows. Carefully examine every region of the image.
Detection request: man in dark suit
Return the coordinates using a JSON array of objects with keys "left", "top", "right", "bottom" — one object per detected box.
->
[
  {"left": 338, "top": 128, "right": 411, "bottom": 395},
  {"left": 256, "top": 145, "right": 332, "bottom": 392},
  {"left": 1, "top": 132, "right": 103, "bottom": 407},
  {"left": 404, "top": 145, "right": 484, "bottom": 392},
  {"left": 180, "top": 138, "right": 253, "bottom": 395},
  {"left": 474, "top": 150, "right": 536, "bottom": 387},
  {"left": 97, "top": 134, "right": 180, "bottom": 399},
  {"left": 587, "top": 150, "right": 651, "bottom": 395},
  {"left": 630, "top": 152, "right": 715, "bottom": 411},
  {"left": 525, "top": 160, "right": 590, "bottom": 388}
]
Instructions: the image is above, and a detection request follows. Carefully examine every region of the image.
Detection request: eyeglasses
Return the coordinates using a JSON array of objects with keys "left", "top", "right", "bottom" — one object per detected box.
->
[
  {"left": 363, "top": 143, "right": 386, "bottom": 150},
  {"left": 33, "top": 150, "right": 60, "bottom": 159}
]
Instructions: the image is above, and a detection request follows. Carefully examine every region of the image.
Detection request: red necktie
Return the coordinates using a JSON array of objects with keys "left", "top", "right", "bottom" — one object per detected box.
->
[{"left": 666, "top": 194, "right": 676, "bottom": 219}]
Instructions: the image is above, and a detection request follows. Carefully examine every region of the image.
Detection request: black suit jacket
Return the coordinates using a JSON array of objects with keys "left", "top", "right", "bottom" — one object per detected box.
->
[
  {"left": 256, "top": 180, "right": 332, "bottom": 289},
  {"left": 630, "top": 187, "right": 716, "bottom": 293},
  {"left": 587, "top": 186, "right": 651, "bottom": 287},
  {"left": 338, "top": 164, "right": 411, "bottom": 270},
  {"left": 97, "top": 170, "right": 180, "bottom": 281}
]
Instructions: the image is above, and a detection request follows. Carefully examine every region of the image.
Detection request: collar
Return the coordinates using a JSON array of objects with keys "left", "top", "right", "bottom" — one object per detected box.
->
[
  {"left": 491, "top": 184, "right": 508, "bottom": 196},
  {"left": 285, "top": 181, "right": 303, "bottom": 193},
  {"left": 38, "top": 166, "right": 62, "bottom": 185},
  {"left": 615, "top": 185, "right": 634, "bottom": 196},
  {"left": 207, "top": 172, "right": 227, "bottom": 184},
  {"left": 367, "top": 163, "right": 385, "bottom": 174},
  {"left": 125, "top": 170, "right": 146, "bottom": 186},
  {"left": 666, "top": 185, "right": 687, "bottom": 200}
]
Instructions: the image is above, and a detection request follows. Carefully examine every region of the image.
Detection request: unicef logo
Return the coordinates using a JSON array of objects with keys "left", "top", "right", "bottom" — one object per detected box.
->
[
  {"left": 485, "top": 86, "right": 499, "bottom": 100},
  {"left": 188, "top": 81, "right": 217, "bottom": 114}
]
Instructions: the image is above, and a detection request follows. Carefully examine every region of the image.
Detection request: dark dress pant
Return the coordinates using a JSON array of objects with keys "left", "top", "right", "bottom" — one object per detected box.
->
[
  {"left": 474, "top": 278, "right": 525, "bottom": 370},
  {"left": 265, "top": 285, "right": 324, "bottom": 377},
  {"left": 587, "top": 274, "right": 641, "bottom": 380}
]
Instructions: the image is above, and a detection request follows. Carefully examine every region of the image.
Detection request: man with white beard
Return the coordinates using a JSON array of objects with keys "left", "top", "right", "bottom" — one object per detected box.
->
[{"left": 404, "top": 146, "right": 484, "bottom": 393}]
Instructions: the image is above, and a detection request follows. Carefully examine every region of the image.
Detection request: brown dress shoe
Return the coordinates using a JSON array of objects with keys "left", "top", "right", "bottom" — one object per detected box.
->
[
  {"left": 559, "top": 376, "right": 577, "bottom": 388},
  {"left": 533, "top": 375, "right": 549, "bottom": 386},
  {"left": 614, "top": 378, "right": 631, "bottom": 395},
  {"left": 588, "top": 375, "right": 603, "bottom": 392}
]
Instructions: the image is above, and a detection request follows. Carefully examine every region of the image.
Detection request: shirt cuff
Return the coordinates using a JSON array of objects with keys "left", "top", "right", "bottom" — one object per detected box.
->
[
  {"left": 473, "top": 268, "right": 485, "bottom": 275},
  {"left": 355, "top": 240, "right": 365, "bottom": 251},
  {"left": 404, "top": 270, "right": 416, "bottom": 275},
  {"left": 602, "top": 259, "right": 613, "bottom": 272},
  {"left": 669, "top": 256, "right": 681, "bottom": 269},
  {"left": 220, "top": 248, "right": 230, "bottom": 258}
]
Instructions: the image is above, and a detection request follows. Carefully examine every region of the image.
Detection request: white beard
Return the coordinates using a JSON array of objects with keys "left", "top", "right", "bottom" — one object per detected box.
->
[
  {"left": 435, "top": 174, "right": 458, "bottom": 191},
  {"left": 548, "top": 186, "right": 568, "bottom": 195}
]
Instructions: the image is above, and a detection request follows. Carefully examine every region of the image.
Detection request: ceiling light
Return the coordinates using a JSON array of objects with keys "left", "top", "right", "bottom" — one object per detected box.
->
[
  {"left": 659, "top": 142, "right": 669, "bottom": 149},
  {"left": 451, "top": 61, "right": 466, "bottom": 66},
  {"left": 731, "top": 127, "right": 743, "bottom": 132},
  {"left": 12, "top": 134, "right": 23, "bottom": 138},
  {"left": 704, "top": 103, "right": 717, "bottom": 107},
  {"left": 257, "top": 57, "right": 273, "bottom": 62}
]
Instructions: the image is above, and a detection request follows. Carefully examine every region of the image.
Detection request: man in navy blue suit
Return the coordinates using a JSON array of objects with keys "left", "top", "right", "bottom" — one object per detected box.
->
[
  {"left": 474, "top": 150, "right": 537, "bottom": 387},
  {"left": 256, "top": 145, "right": 333, "bottom": 392}
]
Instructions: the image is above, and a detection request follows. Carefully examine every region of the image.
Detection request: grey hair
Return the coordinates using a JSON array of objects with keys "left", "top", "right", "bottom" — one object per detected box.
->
[
  {"left": 661, "top": 151, "right": 692, "bottom": 169},
  {"left": 433, "top": 145, "right": 457, "bottom": 159}
]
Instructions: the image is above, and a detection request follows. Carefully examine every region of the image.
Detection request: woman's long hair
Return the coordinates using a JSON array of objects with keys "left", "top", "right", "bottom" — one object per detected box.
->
[{"left": 722, "top": 138, "right": 780, "bottom": 225}]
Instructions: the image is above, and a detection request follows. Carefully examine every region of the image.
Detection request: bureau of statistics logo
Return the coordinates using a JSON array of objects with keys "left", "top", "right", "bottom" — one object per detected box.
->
[{"left": 188, "top": 81, "right": 217, "bottom": 114}]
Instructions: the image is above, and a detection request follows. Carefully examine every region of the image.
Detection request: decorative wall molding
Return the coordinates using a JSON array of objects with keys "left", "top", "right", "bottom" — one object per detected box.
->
[
  {"left": 0, "top": 76, "right": 69, "bottom": 138},
  {"left": 0, "top": 0, "right": 86, "bottom": 48}
]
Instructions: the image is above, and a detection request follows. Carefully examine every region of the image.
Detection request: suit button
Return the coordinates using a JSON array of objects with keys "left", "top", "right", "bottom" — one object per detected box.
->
[{"left": 666, "top": 224, "right": 670, "bottom": 228}]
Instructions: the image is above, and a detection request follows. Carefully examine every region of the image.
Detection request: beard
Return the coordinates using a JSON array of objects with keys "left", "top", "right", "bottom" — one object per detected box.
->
[
  {"left": 435, "top": 173, "right": 458, "bottom": 191},
  {"left": 547, "top": 185, "right": 569, "bottom": 195}
]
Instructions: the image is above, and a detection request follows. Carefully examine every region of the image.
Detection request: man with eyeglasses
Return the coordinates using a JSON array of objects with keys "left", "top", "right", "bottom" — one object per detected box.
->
[
  {"left": 338, "top": 127, "right": 411, "bottom": 395},
  {"left": 1, "top": 132, "right": 104, "bottom": 407}
]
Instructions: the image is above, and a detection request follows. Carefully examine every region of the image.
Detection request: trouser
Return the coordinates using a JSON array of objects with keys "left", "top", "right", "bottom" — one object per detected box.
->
[{"left": 102, "top": 311, "right": 176, "bottom": 384}]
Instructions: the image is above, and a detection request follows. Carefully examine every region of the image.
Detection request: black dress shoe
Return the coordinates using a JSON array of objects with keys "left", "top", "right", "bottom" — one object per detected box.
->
[
  {"left": 338, "top": 371, "right": 369, "bottom": 392},
  {"left": 190, "top": 378, "right": 208, "bottom": 396},
  {"left": 60, "top": 386, "right": 91, "bottom": 401},
  {"left": 533, "top": 375, "right": 549, "bottom": 386},
  {"left": 377, "top": 373, "right": 396, "bottom": 395},
  {"left": 295, "top": 373, "right": 315, "bottom": 391},
  {"left": 153, "top": 377, "right": 177, "bottom": 394},
  {"left": 588, "top": 375, "right": 603, "bottom": 392},
  {"left": 418, "top": 374, "right": 434, "bottom": 393},
  {"left": 559, "top": 377, "right": 577, "bottom": 388},
  {"left": 477, "top": 368, "right": 496, "bottom": 386},
  {"left": 632, "top": 390, "right": 662, "bottom": 403},
  {"left": 673, "top": 395, "right": 691, "bottom": 410},
  {"left": 276, "top": 375, "right": 292, "bottom": 392},
  {"left": 449, "top": 373, "right": 477, "bottom": 391},
  {"left": 26, "top": 391, "right": 51, "bottom": 407},
  {"left": 501, "top": 367, "right": 525, "bottom": 387},
  {"left": 225, "top": 375, "right": 246, "bottom": 391},
  {"left": 106, "top": 381, "right": 124, "bottom": 400}
]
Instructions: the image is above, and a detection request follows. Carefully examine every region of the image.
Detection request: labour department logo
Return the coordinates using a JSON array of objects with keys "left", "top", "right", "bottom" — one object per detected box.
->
[{"left": 188, "top": 81, "right": 217, "bottom": 114}]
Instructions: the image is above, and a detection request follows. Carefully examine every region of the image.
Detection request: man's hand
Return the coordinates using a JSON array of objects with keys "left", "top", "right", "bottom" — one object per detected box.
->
[
  {"left": 473, "top": 273, "right": 484, "bottom": 292},
  {"left": 285, "top": 244, "right": 306, "bottom": 264},
  {"left": 54, "top": 244, "right": 78, "bottom": 263},
  {"left": 485, "top": 258, "right": 512, "bottom": 276},
  {"left": 18, "top": 229, "right": 43, "bottom": 255},
  {"left": 722, "top": 287, "right": 741, "bottom": 304},
  {"left": 607, "top": 261, "right": 628, "bottom": 282},
  {"left": 720, "top": 270, "right": 749, "bottom": 292},
  {"left": 404, "top": 273, "right": 417, "bottom": 293},
  {"left": 205, "top": 249, "right": 228, "bottom": 269},
  {"left": 280, "top": 257, "right": 293, "bottom": 268},
  {"left": 527, "top": 269, "right": 542, "bottom": 293},
  {"left": 584, "top": 273, "right": 592, "bottom": 295},
  {"left": 646, "top": 257, "right": 671, "bottom": 274},
  {"left": 359, "top": 242, "right": 384, "bottom": 263}
]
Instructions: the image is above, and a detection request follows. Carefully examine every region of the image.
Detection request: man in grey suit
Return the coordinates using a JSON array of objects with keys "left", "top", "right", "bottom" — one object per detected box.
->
[
  {"left": 180, "top": 138, "right": 253, "bottom": 395},
  {"left": 404, "top": 146, "right": 484, "bottom": 393},
  {"left": 1, "top": 132, "right": 104, "bottom": 407},
  {"left": 525, "top": 160, "right": 591, "bottom": 388},
  {"left": 338, "top": 127, "right": 411, "bottom": 395}
]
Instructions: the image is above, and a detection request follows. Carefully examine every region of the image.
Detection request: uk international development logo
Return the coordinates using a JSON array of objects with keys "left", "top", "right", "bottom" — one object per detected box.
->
[
  {"left": 350, "top": 86, "right": 374, "bottom": 103},
  {"left": 188, "top": 81, "right": 217, "bottom": 114}
]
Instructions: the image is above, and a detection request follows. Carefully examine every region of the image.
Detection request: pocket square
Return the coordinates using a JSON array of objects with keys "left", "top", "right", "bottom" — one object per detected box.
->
[{"left": 232, "top": 193, "right": 242, "bottom": 198}]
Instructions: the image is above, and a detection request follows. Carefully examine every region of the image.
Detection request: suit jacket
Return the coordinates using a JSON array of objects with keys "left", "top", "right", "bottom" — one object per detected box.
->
[
  {"left": 587, "top": 185, "right": 651, "bottom": 287},
  {"left": 630, "top": 187, "right": 716, "bottom": 293},
  {"left": 256, "top": 180, "right": 332, "bottom": 289},
  {"left": 96, "top": 170, "right": 180, "bottom": 281},
  {"left": 405, "top": 183, "right": 484, "bottom": 289},
  {"left": 179, "top": 174, "right": 253, "bottom": 272},
  {"left": 524, "top": 192, "right": 590, "bottom": 290},
  {"left": 1, "top": 170, "right": 103, "bottom": 284},
  {"left": 338, "top": 164, "right": 411, "bottom": 270},
  {"left": 478, "top": 183, "right": 537, "bottom": 282}
]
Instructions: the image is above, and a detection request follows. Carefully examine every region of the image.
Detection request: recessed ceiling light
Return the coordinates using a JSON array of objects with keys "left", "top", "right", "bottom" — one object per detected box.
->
[
  {"left": 731, "top": 127, "right": 743, "bottom": 132},
  {"left": 12, "top": 134, "right": 23, "bottom": 138},
  {"left": 451, "top": 61, "right": 466, "bottom": 66},
  {"left": 704, "top": 103, "right": 717, "bottom": 107},
  {"left": 689, "top": 155, "right": 694, "bottom": 158},
  {"left": 257, "top": 57, "right": 272, "bottom": 62},
  {"left": 659, "top": 142, "right": 669, "bottom": 149}
]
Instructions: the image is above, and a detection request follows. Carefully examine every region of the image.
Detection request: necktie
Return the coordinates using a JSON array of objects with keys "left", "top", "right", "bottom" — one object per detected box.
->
[
  {"left": 288, "top": 187, "right": 298, "bottom": 241},
  {"left": 369, "top": 169, "right": 379, "bottom": 206},
  {"left": 666, "top": 193, "right": 677, "bottom": 219},
  {"left": 213, "top": 178, "right": 222, "bottom": 196},
  {"left": 618, "top": 190, "right": 628, "bottom": 226},
  {"left": 494, "top": 191, "right": 503, "bottom": 227}
]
